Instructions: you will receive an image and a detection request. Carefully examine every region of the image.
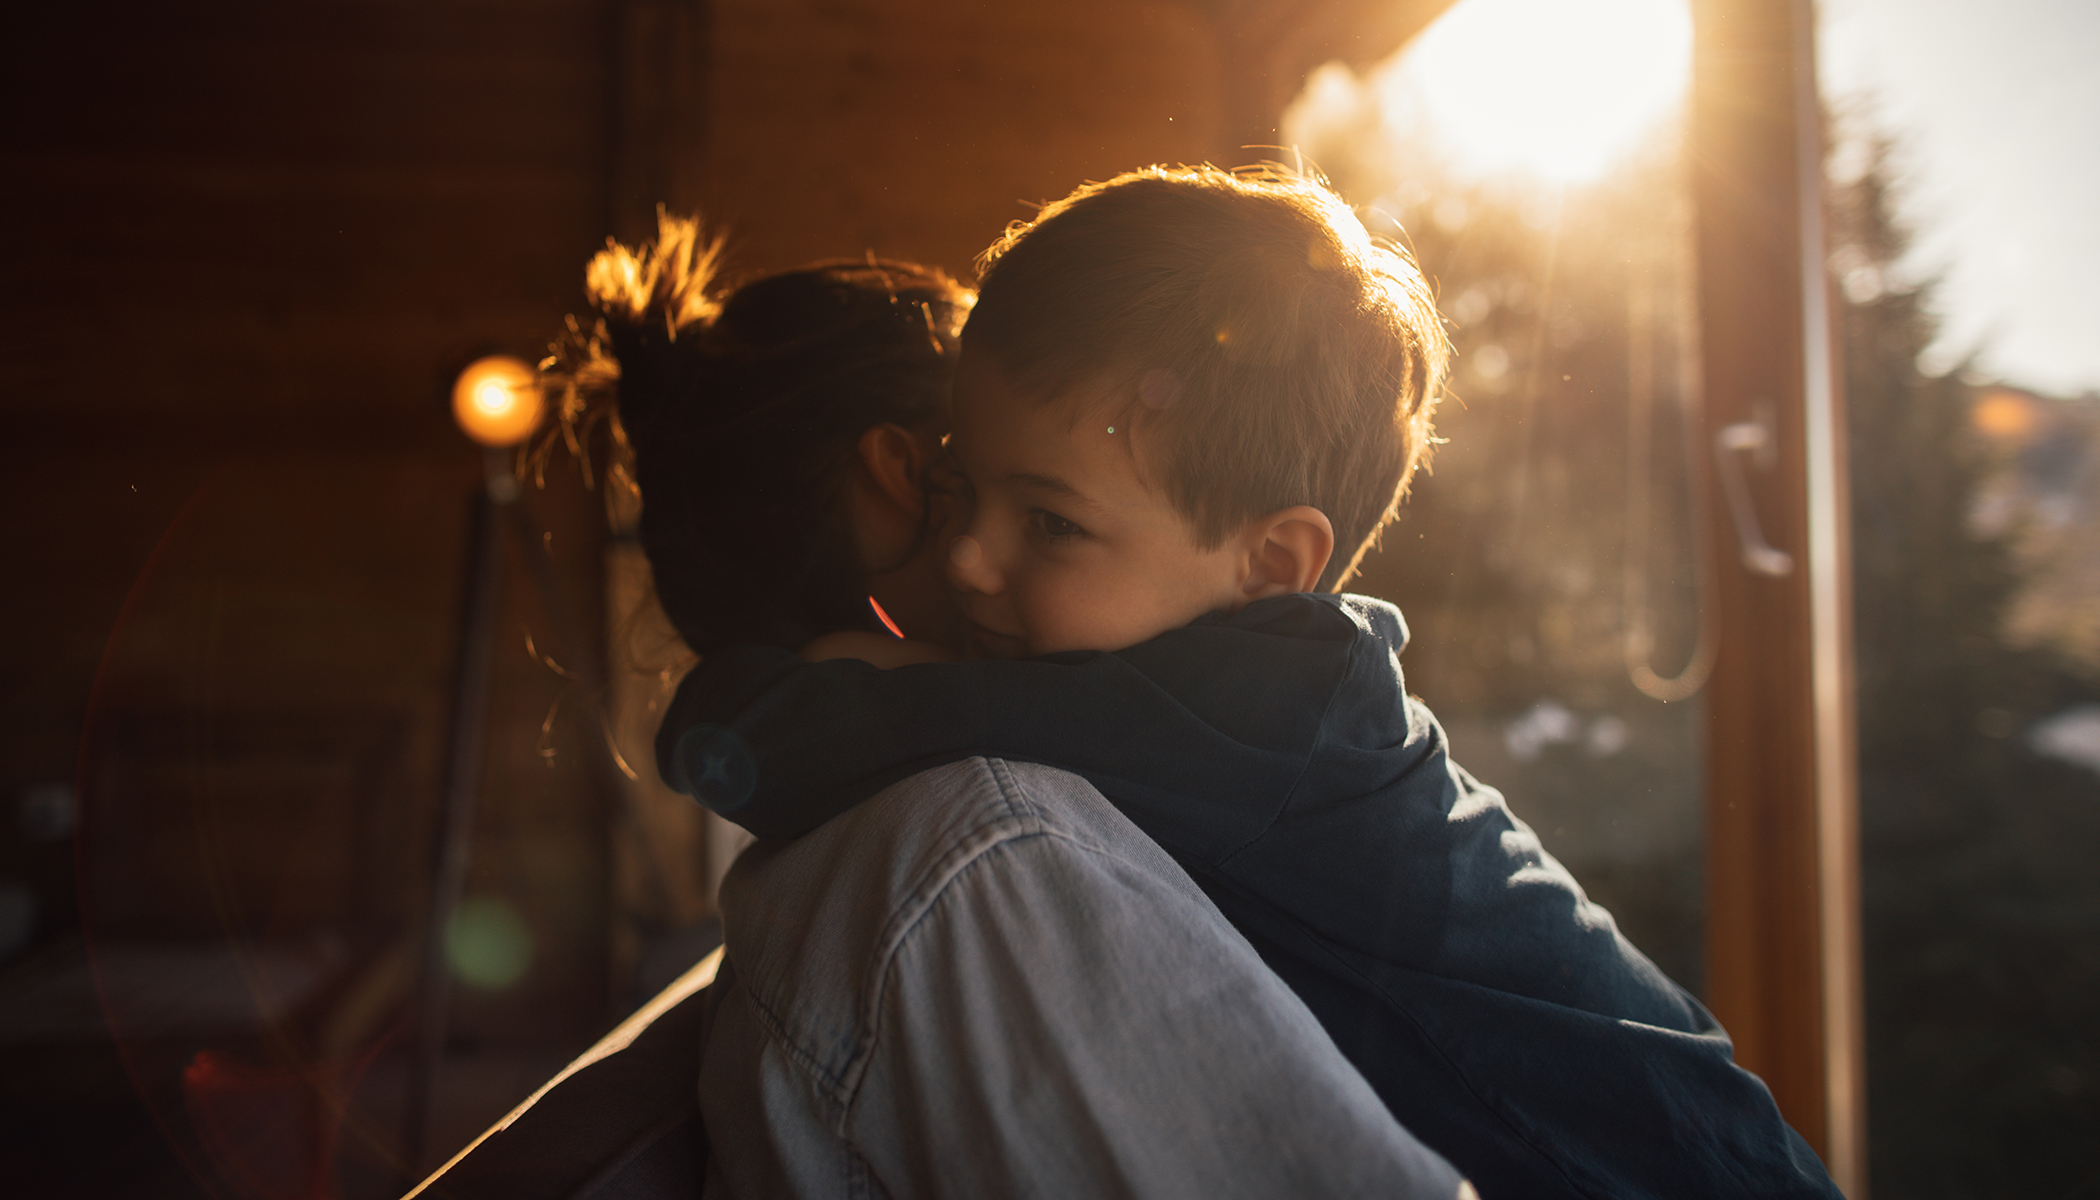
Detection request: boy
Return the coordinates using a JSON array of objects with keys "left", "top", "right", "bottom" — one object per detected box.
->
[{"left": 662, "top": 166, "right": 1839, "bottom": 1198}]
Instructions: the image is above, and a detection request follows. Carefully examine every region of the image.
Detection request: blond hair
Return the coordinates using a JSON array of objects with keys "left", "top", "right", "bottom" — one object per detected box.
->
[{"left": 968, "top": 165, "right": 1449, "bottom": 588}]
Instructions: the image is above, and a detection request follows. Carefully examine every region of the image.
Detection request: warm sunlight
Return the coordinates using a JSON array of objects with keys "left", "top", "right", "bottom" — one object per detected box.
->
[{"left": 1388, "top": 0, "right": 1692, "bottom": 183}]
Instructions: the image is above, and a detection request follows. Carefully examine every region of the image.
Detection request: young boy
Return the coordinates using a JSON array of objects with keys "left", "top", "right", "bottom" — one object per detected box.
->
[{"left": 660, "top": 166, "right": 1840, "bottom": 1199}]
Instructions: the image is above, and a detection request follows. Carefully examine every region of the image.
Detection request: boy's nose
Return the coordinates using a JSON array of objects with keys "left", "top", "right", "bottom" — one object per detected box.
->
[{"left": 947, "top": 534, "right": 1003, "bottom": 595}]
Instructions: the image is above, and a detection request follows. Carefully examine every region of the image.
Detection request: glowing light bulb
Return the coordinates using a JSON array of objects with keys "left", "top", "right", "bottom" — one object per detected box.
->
[{"left": 452, "top": 355, "right": 545, "bottom": 446}]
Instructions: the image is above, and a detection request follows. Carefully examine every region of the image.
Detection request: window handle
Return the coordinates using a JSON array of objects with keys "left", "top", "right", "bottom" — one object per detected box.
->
[{"left": 1714, "top": 406, "right": 1796, "bottom": 577}]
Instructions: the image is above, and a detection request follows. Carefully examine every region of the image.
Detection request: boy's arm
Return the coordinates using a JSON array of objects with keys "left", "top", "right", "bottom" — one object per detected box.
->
[
  {"left": 799, "top": 630, "right": 957, "bottom": 668},
  {"left": 656, "top": 606, "right": 1351, "bottom": 852},
  {"left": 658, "top": 645, "right": 1178, "bottom": 843}
]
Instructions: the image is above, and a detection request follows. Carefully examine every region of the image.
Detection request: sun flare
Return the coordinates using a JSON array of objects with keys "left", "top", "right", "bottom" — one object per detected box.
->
[{"left": 1387, "top": 0, "right": 1692, "bottom": 184}]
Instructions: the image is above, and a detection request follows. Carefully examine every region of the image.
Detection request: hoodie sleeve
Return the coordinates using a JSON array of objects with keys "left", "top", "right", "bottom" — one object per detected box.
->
[{"left": 654, "top": 596, "right": 1359, "bottom": 851}]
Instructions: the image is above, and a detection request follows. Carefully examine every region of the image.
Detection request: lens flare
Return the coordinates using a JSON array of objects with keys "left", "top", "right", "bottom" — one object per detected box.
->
[
  {"left": 869, "top": 595, "right": 906, "bottom": 638},
  {"left": 670, "top": 724, "right": 758, "bottom": 815},
  {"left": 446, "top": 896, "right": 534, "bottom": 988}
]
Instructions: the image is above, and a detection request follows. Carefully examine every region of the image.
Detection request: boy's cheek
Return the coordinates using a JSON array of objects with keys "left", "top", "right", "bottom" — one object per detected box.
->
[
  {"left": 1009, "top": 581, "right": 1075, "bottom": 653},
  {"left": 1024, "top": 583, "right": 1140, "bottom": 656}
]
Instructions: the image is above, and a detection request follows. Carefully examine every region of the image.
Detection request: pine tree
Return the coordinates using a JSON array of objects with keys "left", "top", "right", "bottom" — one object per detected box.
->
[{"left": 1833, "top": 123, "right": 2100, "bottom": 1199}]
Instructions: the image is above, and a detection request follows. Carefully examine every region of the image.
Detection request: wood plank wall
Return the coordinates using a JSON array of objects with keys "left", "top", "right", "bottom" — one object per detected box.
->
[{"left": 1, "top": 0, "right": 624, "bottom": 1047}]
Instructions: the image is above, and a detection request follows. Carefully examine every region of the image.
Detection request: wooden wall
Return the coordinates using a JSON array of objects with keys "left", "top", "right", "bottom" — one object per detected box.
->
[
  {"left": 2, "top": 1, "right": 624, "bottom": 1047},
  {"left": 683, "top": 0, "right": 1454, "bottom": 276}
]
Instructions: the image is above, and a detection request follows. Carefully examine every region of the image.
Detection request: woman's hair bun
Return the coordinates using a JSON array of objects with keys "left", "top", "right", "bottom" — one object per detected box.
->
[
  {"left": 536, "top": 215, "right": 973, "bottom": 653},
  {"left": 537, "top": 210, "right": 727, "bottom": 479},
  {"left": 585, "top": 210, "right": 724, "bottom": 335}
]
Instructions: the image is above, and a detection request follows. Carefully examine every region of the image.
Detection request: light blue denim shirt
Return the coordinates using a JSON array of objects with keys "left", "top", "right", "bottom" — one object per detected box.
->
[{"left": 696, "top": 756, "right": 1469, "bottom": 1200}]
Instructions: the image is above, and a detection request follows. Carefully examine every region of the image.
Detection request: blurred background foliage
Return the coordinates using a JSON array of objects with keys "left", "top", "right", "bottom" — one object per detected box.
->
[
  {"left": 1293, "top": 83, "right": 1714, "bottom": 1004},
  {"left": 1829, "top": 116, "right": 2100, "bottom": 1197}
]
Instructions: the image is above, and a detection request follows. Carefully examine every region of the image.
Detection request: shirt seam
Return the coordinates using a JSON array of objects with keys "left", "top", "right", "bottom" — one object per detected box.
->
[
  {"left": 827, "top": 757, "right": 1042, "bottom": 1121},
  {"left": 832, "top": 757, "right": 1165, "bottom": 1134},
  {"left": 1215, "top": 597, "right": 1362, "bottom": 867},
  {"left": 726, "top": 758, "right": 1044, "bottom": 1116}
]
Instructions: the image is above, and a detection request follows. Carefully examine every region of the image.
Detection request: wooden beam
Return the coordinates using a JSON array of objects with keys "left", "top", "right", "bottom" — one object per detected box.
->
[
  {"left": 1688, "top": 0, "right": 1865, "bottom": 1191},
  {"left": 611, "top": 0, "right": 711, "bottom": 244}
]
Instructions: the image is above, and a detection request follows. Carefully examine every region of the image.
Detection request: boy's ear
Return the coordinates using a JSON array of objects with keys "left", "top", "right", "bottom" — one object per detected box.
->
[{"left": 1235, "top": 505, "right": 1335, "bottom": 604}]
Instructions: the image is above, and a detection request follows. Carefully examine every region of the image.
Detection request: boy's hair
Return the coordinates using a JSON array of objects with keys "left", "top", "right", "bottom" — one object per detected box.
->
[{"left": 967, "top": 164, "right": 1449, "bottom": 589}]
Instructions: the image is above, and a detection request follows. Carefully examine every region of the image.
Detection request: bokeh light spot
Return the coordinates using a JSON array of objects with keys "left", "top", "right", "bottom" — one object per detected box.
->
[
  {"left": 1971, "top": 388, "right": 2042, "bottom": 442},
  {"left": 451, "top": 355, "right": 545, "bottom": 446},
  {"left": 446, "top": 895, "right": 533, "bottom": 989}
]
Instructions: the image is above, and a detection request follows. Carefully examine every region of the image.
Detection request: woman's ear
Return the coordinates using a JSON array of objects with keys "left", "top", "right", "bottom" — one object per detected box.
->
[
  {"left": 1236, "top": 505, "right": 1336, "bottom": 603},
  {"left": 855, "top": 423, "right": 931, "bottom": 521},
  {"left": 851, "top": 423, "right": 943, "bottom": 574}
]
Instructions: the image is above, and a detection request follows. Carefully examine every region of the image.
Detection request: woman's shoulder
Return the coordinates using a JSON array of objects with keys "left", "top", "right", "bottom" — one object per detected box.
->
[
  {"left": 713, "top": 756, "right": 1206, "bottom": 1073},
  {"left": 727, "top": 757, "right": 1188, "bottom": 925}
]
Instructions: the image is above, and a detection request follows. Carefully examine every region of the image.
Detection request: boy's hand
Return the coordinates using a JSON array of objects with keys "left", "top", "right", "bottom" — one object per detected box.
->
[{"left": 800, "top": 630, "right": 959, "bottom": 668}]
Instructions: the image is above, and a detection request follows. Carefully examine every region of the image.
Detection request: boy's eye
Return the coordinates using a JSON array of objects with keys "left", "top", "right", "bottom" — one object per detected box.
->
[{"left": 1029, "top": 508, "right": 1086, "bottom": 540}]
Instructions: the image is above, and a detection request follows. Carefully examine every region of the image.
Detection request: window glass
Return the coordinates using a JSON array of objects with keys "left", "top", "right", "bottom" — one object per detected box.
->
[
  {"left": 1283, "top": 0, "right": 1709, "bottom": 994},
  {"left": 1821, "top": 0, "right": 2100, "bottom": 1191}
]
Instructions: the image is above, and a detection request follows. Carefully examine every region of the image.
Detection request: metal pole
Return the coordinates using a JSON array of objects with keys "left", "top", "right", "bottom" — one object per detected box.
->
[{"left": 401, "top": 452, "right": 512, "bottom": 1177}]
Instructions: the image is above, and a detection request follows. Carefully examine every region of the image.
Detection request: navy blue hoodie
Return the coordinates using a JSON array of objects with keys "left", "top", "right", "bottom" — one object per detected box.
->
[{"left": 660, "top": 593, "right": 1840, "bottom": 1199}]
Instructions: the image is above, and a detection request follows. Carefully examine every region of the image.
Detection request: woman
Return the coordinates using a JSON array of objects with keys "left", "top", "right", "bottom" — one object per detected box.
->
[
  {"left": 544, "top": 216, "right": 969, "bottom": 660},
  {"left": 536, "top": 214, "right": 1466, "bottom": 1199}
]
